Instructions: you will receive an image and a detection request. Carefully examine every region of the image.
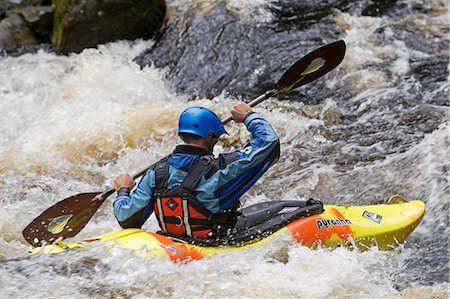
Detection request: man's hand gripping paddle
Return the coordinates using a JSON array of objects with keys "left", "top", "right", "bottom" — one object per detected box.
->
[{"left": 22, "top": 40, "right": 346, "bottom": 246}]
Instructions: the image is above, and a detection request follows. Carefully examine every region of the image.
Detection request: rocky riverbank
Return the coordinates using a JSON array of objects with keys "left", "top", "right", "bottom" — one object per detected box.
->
[{"left": 0, "top": 0, "right": 166, "bottom": 54}]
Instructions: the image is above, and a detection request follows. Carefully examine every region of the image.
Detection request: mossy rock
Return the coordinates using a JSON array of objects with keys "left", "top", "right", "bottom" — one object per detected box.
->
[
  {"left": 52, "top": 0, "right": 166, "bottom": 54},
  {"left": 0, "top": 14, "right": 37, "bottom": 50},
  {"left": 8, "top": 6, "right": 54, "bottom": 39}
]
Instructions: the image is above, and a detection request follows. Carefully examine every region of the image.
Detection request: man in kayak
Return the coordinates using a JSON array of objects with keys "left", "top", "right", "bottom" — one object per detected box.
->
[{"left": 113, "top": 102, "right": 280, "bottom": 238}]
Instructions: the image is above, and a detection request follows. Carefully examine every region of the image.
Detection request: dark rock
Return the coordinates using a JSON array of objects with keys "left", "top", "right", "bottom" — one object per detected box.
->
[
  {"left": 3, "top": 42, "right": 54, "bottom": 57},
  {"left": 271, "top": 0, "right": 357, "bottom": 31},
  {"left": 362, "top": 0, "right": 400, "bottom": 17},
  {"left": 19, "top": 0, "right": 50, "bottom": 5},
  {"left": 7, "top": 6, "right": 53, "bottom": 39},
  {"left": 0, "top": 1, "right": 15, "bottom": 19},
  {"left": 134, "top": 2, "right": 340, "bottom": 100},
  {"left": 51, "top": 0, "right": 166, "bottom": 54},
  {"left": 0, "top": 0, "right": 50, "bottom": 18},
  {"left": 0, "top": 13, "right": 37, "bottom": 50}
]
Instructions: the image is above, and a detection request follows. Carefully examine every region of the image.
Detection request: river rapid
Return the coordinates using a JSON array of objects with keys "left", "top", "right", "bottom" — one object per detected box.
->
[{"left": 0, "top": 0, "right": 449, "bottom": 298}]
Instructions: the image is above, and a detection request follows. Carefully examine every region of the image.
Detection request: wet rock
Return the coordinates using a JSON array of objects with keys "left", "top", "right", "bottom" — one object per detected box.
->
[
  {"left": 271, "top": 0, "right": 357, "bottom": 31},
  {"left": 362, "top": 0, "right": 402, "bottom": 17},
  {"left": 3, "top": 42, "right": 54, "bottom": 57},
  {"left": 0, "top": 0, "right": 50, "bottom": 18},
  {"left": 0, "top": 2, "right": 14, "bottom": 19},
  {"left": 0, "top": 13, "right": 37, "bottom": 51},
  {"left": 52, "top": 0, "right": 166, "bottom": 54},
  {"left": 7, "top": 6, "right": 53, "bottom": 39},
  {"left": 135, "top": 2, "right": 340, "bottom": 100},
  {"left": 16, "top": 0, "right": 50, "bottom": 5}
]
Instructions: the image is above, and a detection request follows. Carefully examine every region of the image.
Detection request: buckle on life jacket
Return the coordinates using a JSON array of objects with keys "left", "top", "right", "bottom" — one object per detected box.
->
[
  {"left": 198, "top": 155, "right": 212, "bottom": 166},
  {"left": 175, "top": 216, "right": 183, "bottom": 226}
]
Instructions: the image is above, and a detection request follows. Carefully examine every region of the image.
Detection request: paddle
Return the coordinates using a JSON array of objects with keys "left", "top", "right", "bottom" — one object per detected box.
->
[{"left": 22, "top": 40, "right": 346, "bottom": 246}]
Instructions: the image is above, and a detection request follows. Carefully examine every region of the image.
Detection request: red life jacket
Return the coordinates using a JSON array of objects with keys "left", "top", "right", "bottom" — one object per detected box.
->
[{"left": 153, "top": 155, "right": 234, "bottom": 238}]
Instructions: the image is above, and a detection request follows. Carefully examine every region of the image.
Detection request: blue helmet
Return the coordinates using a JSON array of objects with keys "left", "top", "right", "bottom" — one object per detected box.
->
[{"left": 178, "top": 106, "right": 228, "bottom": 138}]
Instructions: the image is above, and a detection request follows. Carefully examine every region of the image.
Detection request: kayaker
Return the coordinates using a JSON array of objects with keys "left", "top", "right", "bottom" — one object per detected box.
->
[{"left": 113, "top": 102, "right": 280, "bottom": 238}]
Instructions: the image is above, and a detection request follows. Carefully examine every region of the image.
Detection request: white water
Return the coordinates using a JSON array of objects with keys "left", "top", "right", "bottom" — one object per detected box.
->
[{"left": 0, "top": 0, "right": 449, "bottom": 298}]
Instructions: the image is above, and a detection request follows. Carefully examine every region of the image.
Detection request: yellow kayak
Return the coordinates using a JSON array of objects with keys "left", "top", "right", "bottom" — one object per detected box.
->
[{"left": 30, "top": 195, "right": 425, "bottom": 262}]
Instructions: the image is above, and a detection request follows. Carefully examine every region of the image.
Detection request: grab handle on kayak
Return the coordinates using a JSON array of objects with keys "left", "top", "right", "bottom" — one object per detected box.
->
[{"left": 386, "top": 194, "right": 408, "bottom": 204}]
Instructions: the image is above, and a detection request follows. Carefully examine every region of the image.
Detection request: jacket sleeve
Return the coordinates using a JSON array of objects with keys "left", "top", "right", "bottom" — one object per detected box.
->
[
  {"left": 196, "top": 112, "right": 280, "bottom": 212},
  {"left": 112, "top": 169, "right": 156, "bottom": 228}
]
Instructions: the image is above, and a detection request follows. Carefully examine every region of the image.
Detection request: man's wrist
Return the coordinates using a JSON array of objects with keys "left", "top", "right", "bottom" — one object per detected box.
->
[
  {"left": 243, "top": 111, "right": 262, "bottom": 126},
  {"left": 117, "top": 187, "right": 130, "bottom": 197},
  {"left": 242, "top": 111, "right": 256, "bottom": 123}
]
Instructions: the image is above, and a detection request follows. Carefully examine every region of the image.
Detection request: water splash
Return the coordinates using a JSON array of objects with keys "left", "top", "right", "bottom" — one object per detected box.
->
[{"left": 0, "top": 0, "right": 448, "bottom": 297}]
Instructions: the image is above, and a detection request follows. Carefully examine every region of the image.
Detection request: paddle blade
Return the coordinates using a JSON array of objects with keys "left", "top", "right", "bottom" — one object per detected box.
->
[
  {"left": 22, "top": 191, "right": 110, "bottom": 246},
  {"left": 275, "top": 40, "right": 346, "bottom": 93}
]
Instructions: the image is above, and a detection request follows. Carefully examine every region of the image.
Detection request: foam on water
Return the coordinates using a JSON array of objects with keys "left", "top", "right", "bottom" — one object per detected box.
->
[
  {"left": 1, "top": 233, "right": 448, "bottom": 299},
  {"left": 0, "top": 1, "right": 449, "bottom": 297},
  {"left": 166, "top": 0, "right": 278, "bottom": 23}
]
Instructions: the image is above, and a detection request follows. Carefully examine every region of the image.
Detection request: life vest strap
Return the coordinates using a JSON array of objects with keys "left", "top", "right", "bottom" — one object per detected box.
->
[
  {"left": 155, "top": 196, "right": 167, "bottom": 232},
  {"left": 182, "top": 199, "right": 192, "bottom": 236},
  {"left": 155, "top": 156, "right": 171, "bottom": 191},
  {"left": 181, "top": 155, "right": 213, "bottom": 191}
]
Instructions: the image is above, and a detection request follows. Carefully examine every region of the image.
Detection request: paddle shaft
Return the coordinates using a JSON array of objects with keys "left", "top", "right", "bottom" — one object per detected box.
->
[
  {"left": 99, "top": 167, "right": 153, "bottom": 201},
  {"left": 221, "top": 89, "right": 277, "bottom": 125}
]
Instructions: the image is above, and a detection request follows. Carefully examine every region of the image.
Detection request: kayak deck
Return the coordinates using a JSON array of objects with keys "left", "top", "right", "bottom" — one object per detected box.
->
[
  {"left": 30, "top": 195, "right": 426, "bottom": 262},
  {"left": 287, "top": 197, "right": 425, "bottom": 250}
]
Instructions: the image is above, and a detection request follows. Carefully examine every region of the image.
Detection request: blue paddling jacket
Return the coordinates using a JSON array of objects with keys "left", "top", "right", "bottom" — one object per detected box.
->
[{"left": 113, "top": 112, "right": 280, "bottom": 231}]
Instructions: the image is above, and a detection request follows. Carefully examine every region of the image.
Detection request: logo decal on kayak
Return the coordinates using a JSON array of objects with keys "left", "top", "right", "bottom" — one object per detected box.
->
[
  {"left": 363, "top": 211, "right": 382, "bottom": 224},
  {"left": 160, "top": 243, "right": 186, "bottom": 257},
  {"left": 316, "top": 218, "right": 352, "bottom": 230}
]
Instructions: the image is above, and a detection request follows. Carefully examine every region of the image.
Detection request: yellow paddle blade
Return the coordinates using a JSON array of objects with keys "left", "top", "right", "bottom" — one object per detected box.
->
[
  {"left": 301, "top": 57, "right": 325, "bottom": 75},
  {"left": 47, "top": 214, "right": 74, "bottom": 235}
]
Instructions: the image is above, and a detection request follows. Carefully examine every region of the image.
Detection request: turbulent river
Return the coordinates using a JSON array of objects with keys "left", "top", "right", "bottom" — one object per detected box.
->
[{"left": 0, "top": 0, "right": 449, "bottom": 298}]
